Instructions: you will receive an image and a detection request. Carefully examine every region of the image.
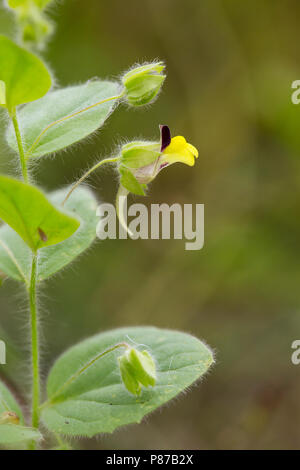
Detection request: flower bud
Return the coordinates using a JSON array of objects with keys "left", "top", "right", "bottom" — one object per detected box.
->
[
  {"left": 118, "top": 347, "right": 156, "bottom": 396},
  {"left": 122, "top": 62, "right": 166, "bottom": 107},
  {"left": 0, "top": 411, "right": 20, "bottom": 425},
  {"left": 6, "top": 0, "right": 54, "bottom": 49}
]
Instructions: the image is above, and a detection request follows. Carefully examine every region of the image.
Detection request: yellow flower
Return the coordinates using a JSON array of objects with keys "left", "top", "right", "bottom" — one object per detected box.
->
[
  {"left": 118, "top": 125, "right": 199, "bottom": 196},
  {"left": 161, "top": 135, "right": 199, "bottom": 167},
  {"left": 116, "top": 125, "right": 199, "bottom": 235}
]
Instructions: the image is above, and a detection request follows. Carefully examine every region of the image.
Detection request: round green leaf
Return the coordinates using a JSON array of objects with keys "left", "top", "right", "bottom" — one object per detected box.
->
[
  {"left": 0, "top": 186, "right": 98, "bottom": 283},
  {"left": 0, "top": 175, "right": 80, "bottom": 252},
  {"left": 42, "top": 327, "right": 214, "bottom": 437},
  {"left": 6, "top": 81, "right": 121, "bottom": 158},
  {"left": 0, "top": 35, "right": 51, "bottom": 110}
]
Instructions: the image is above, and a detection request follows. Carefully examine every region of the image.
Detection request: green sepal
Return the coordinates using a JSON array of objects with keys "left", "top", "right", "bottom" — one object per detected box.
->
[
  {"left": 119, "top": 165, "right": 146, "bottom": 196},
  {"left": 122, "top": 62, "right": 165, "bottom": 84},
  {"left": 128, "top": 349, "right": 156, "bottom": 387},
  {"left": 121, "top": 141, "right": 160, "bottom": 169},
  {"left": 118, "top": 354, "right": 141, "bottom": 396},
  {"left": 125, "top": 74, "right": 165, "bottom": 107}
]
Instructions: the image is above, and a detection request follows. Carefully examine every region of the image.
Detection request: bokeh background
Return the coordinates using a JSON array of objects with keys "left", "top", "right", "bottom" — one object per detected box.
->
[{"left": 1, "top": 0, "right": 300, "bottom": 450}]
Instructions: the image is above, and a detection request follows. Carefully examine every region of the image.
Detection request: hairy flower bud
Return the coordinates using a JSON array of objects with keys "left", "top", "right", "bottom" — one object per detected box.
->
[
  {"left": 6, "top": 0, "right": 54, "bottom": 49},
  {"left": 118, "top": 347, "right": 156, "bottom": 396},
  {"left": 122, "top": 62, "right": 166, "bottom": 107}
]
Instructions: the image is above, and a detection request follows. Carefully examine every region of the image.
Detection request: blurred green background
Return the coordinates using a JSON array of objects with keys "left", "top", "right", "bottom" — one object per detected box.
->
[{"left": 1, "top": 0, "right": 300, "bottom": 450}]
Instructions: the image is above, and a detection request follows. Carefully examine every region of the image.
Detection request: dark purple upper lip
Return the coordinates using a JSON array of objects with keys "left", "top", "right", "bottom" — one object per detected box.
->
[{"left": 159, "top": 124, "right": 171, "bottom": 152}]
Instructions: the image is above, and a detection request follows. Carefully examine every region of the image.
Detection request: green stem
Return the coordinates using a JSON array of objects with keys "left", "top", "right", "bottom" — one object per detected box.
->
[
  {"left": 26, "top": 91, "right": 125, "bottom": 159},
  {"left": 10, "top": 109, "right": 29, "bottom": 183},
  {"left": 29, "top": 253, "right": 40, "bottom": 430},
  {"left": 62, "top": 156, "right": 121, "bottom": 206}
]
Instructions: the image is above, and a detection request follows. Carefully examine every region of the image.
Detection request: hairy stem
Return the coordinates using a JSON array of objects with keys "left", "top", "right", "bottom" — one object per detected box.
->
[
  {"left": 62, "top": 156, "right": 121, "bottom": 206},
  {"left": 10, "top": 109, "right": 29, "bottom": 183},
  {"left": 29, "top": 253, "right": 40, "bottom": 431},
  {"left": 26, "top": 91, "right": 125, "bottom": 158}
]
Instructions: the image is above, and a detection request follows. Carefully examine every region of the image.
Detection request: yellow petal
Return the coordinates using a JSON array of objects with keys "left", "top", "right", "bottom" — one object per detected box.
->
[
  {"left": 164, "top": 136, "right": 187, "bottom": 154},
  {"left": 186, "top": 143, "right": 198, "bottom": 158},
  {"left": 161, "top": 136, "right": 198, "bottom": 167},
  {"left": 161, "top": 149, "right": 196, "bottom": 166}
]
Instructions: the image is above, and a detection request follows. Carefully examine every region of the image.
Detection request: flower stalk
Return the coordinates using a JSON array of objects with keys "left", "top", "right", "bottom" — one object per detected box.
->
[{"left": 62, "top": 156, "right": 121, "bottom": 206}]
